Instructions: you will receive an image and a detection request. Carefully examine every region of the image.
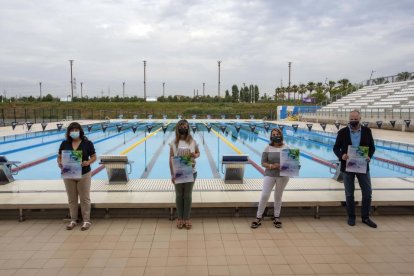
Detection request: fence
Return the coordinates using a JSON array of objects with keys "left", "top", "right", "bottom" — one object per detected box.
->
[{"left": 0, "top": 108, "right": 276, "bottom": 126}]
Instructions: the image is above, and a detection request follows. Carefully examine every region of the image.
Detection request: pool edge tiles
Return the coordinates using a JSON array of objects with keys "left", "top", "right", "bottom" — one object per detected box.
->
[{"left": 1, "top": 177, "right": 414, "bottom": 193}]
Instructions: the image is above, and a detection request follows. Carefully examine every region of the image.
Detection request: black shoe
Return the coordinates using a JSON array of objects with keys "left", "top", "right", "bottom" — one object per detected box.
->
[
  {"left": 362, "top": 218, "right": 377, "bottom": 228},
  {"left": 347, "top": 217, "right": 356, "bottom": 226}
]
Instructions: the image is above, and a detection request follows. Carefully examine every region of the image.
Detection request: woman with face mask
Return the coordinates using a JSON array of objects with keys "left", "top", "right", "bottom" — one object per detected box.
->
[
  {"left": 251, "top": 128, "right": 290, "bottom": 229},
  {"left": 57, "top": 122, "right": 96, "bottom": 231},
  {"left": 169, "top": 119, "right": 200, "bottom": 229}
]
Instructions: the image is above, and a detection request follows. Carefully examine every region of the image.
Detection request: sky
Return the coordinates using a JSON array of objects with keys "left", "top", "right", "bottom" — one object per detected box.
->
[{"left": 1, "top": 0, "right": 413, "bottom": 98}]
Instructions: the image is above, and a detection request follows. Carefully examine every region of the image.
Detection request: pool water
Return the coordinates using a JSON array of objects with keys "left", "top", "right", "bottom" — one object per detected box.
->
[{"left": 1, "top": 121, "right": 413, "bottom": 180}]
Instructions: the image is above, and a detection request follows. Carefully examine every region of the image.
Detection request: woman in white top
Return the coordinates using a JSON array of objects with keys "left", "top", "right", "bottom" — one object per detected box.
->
[
  {"left": 251, "top": 128, "right": 290, "bottom": 229},
  {"left": 169, "top": 119, "right": 200, "bottom": 229}
]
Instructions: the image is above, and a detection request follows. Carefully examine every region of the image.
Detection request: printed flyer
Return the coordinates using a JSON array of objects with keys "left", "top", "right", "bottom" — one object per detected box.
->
[
  {"left": 346, "top": 146, "right": 369, "bottom": 174},
  {"left": 172, "top": 147, "right": 194, "bottom": 184},
  {"left": 61, "top": 150, "right": 82, "bottom": 179},
  {"left": 280, "top": 149, "right": 300, "bottom": 177}
]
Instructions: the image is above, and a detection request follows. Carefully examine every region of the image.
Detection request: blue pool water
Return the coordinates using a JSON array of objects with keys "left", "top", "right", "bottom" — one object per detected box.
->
[{"left": 1, "top": 121, "right": 413, "bottom": 180}]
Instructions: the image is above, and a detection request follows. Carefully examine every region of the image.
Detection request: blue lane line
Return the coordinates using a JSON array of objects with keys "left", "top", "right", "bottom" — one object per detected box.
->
[
  {"left": 0, "top": 128, "right": 132, "bottom": 155},
  {"left": 259, "top": 123, "right": 414, "bottom": 156}
]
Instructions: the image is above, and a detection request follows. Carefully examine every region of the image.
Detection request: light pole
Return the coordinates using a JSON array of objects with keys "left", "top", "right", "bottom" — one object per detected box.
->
[
  {"left": 39, "top": 82, "right": 42, "bottom": 99},
  {"left": 217, "top": 61, "right": 221, "bottom": 97},
  {"left": 143, "top": 60, "right": 147, "bottom": 100},
  {"left": 80, "top": 82, "right": 83, "bottom": 99},
  {"left": 123, "top": 82, "right": 125, "bottom": 98},
  {"left": 288, "top": 62, "right": 292, "bottom": 87},
  {"left": 369, "top": 70, "right": 375, "bottom": 85},
  {"left": 203, "top": 82, "right": 205, "bottom": 97},
  {"left": 69, "top": 60, "right": 74, "bottom": 99},
  {"left": 163, "top": 82, "right": 165, "bottom": 98}
]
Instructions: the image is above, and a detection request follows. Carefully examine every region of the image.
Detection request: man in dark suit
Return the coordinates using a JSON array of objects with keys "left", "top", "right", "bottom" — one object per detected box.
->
[{"left": 333, "top": 110, "right": 377, "bottom": 228}]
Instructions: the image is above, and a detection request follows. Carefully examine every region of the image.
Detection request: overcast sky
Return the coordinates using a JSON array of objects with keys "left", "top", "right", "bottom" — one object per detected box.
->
[{"left": 1, "top": 0, "right": 413, "bottom": 98}]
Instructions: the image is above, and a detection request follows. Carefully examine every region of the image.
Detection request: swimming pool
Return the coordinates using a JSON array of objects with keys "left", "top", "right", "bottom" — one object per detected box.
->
[{"left": 1, "top": 120, "right": 413, "bottom": 180}]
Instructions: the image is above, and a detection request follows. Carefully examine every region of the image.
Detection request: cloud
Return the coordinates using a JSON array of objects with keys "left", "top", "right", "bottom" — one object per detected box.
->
[{"left": 0, "top": 0, "right": 413, "bottom": 97}]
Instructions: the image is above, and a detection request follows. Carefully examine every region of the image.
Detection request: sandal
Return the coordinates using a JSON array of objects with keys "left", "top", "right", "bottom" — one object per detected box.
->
[
  {"left": 176, "top": 219, "right": 184, "bottom": 229},
  {"left": 66, "top": 220, "right": 77, "bottom": 230},
  {"left": 184, "top": 220, "right": 192, "bottom": 230},
  {"left": 81, "top": 222, "right": 91, "bottom": 231},
  {"left": 273, "top": 217, "right": 282, "bottom": 228},
  {"left": 250, "top": 217, "right": 263, "bottom": 229}
]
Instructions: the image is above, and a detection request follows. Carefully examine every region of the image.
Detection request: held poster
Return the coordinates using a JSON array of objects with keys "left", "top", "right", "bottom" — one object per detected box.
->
[
  {"left": 280, "top": 149, "right": 300, "bottom": 177},
  {"left": 61, "top": 150, "right": 82, "bottom": 179},
  {"left": 172, "top": 156, "right": 194, "bottom": 184},
  {"left": 346, "top": 145, "right": 369, "bottom": 174}
]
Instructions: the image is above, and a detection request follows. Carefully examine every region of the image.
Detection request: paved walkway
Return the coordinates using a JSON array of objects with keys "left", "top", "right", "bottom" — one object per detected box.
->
[{"left": 0, "top": 216, "right": 413, "bottom": 276}]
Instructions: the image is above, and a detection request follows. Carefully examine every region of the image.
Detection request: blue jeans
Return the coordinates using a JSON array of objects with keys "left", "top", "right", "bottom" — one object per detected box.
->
[
  {"left": 342, "top": 171, "right": 372, "bottom": 219},
  {"left": 174, "top": 173, "right": 197, "bottom": 219}
]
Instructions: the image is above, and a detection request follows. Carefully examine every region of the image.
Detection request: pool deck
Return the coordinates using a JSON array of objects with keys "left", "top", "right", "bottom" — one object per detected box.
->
[{"left": 1, "top": 177, "right": 413, "bottom": 221}]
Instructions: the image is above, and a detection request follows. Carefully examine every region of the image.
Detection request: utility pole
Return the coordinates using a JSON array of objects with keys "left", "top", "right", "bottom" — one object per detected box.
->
[
  {"left": 163, "top": 82, "right": 165, "bottom": 98},
  {"left": 203, "top": 82, "right": 205, "bottom": 97},
  {"left": 143, "top": 60, "right": 147, "bottom": 100},
  {"left": 123, "top": 82, "right": 125, "bottom": 98},
  {"left": 39, "top": 82, "right": 42, "bottom": 99},
  {"left": 369, "top": 70, "right": 375, "bottom": 85},
  {"left": 80, "top": 82, "right": 83, "bottom": 99},
  {"left": 69, "top": 60, "right": 74, "bottom": 98},
  {"left": 288, "top": 62, "right": 292, "bottom": 87},
  {"left": 217, "top": 61, "right": 221, "bottom": 97}
]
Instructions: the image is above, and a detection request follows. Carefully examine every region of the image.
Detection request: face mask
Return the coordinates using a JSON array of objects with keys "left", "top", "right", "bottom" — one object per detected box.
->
[
  {"left": 349, "top": 121, "right": 359, "bottom": 127},
  {"left": 178, "top": 128, "right": 188, "bottom": 135},
  {"left": 70, "top": 131, "right": 80, "bottom": 139},
  {"left": 271, "top": 136, "right": 282, "bottom": 143}
]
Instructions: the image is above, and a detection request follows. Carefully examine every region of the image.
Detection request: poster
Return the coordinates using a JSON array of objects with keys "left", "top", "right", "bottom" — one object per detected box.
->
[
  {"left": 172, "top": 156, "right": 194, "bottom": 184},
  {"left": 61, "top": 150, "right": 82, "bottom": 179},
  {"left": 280, "top": 149, "right": 300, "bottom": 177},
  {"left": 172, "top": 147, "right": 194, "bottom": 184},
  {"left": 346, "top": 146, "right": 369, "bottom": 174}
]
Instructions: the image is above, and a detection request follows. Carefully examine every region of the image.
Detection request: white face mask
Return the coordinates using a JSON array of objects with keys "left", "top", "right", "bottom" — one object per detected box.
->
[{"left": 70, "top": 131, "right": 80, "bottom": 139}]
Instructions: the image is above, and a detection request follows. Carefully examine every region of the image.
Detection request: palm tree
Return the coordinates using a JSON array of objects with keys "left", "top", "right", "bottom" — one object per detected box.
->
[
  {"left": 291, "top": 85, "right": 298, "bottom": 101},
  {"left": 306, "top": 82, "right": 315, "bottom": 96},
  {"left": 337, "top": 79, "right": 350, "bottom": 95},
  {"left": 374, "top": 77, "right": 385, "bottom": 85},
  {"left": 280, "top": 87, "right": 286, "bottom": 102},
  {"left": 298, "top": 84, "right": 307, "bottom": 101},
  {"left": 396, "top": 72, "right": 411, "bottom": 81}
]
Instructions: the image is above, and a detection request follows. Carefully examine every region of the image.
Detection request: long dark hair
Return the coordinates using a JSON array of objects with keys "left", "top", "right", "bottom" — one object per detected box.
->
[
  {"left": 174, "top": 119, "right": 193, "bottom": 147},
  {"left": 65, "top": 122, "right": 86, "bottom": 141},
  {"left": 269, "top": 128, "right": 284, "bottom": 146}
]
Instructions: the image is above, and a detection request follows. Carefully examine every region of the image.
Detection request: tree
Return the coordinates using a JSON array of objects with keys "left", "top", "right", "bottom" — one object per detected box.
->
[
  {"left": 291, "top": 85, "right": 298, "bottom": 101},
  {"left": 224, "top": 89, "right": 232, "bottom": 102},
  {"left": 374, "top": 77, "right": 385, "bottom": 85},
  {"left": 231, "top": 84, "right": 239, "bottom": 102},
  {"left": 254, "top": 85, "right": 259, "bottom": 102},
  {"left": 298, "top": 84, "right": 306, "bottom": 101},
  {"left": 396, "top": 72, "right": 411, "bottom": 81},
  {"left": 43, "top": 94, "right": 54, "bottom": 101},
  {"left": 306, "top": 82, "right": 315, "bottom": 96}
]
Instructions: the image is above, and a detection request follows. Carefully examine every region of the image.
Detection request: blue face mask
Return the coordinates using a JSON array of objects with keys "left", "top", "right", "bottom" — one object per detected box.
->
[{"left": 70, "top": 131, "right": 80, "bottom": 139}]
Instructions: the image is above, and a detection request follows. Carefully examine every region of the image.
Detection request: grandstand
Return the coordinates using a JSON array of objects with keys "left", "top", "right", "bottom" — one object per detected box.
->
[{"left": 304, "top": 80, "right": 414, "bottom": 127}]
